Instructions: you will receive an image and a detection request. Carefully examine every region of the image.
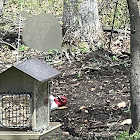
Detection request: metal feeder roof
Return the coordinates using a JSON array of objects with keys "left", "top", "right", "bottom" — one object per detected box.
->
[{"left": 13, "top": 58, "right": 61, "bottom": 82}]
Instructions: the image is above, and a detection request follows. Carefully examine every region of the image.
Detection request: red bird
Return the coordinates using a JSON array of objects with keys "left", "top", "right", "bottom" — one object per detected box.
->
[{"left": 44, "top": 95, "right": 67, "bottom": 111}]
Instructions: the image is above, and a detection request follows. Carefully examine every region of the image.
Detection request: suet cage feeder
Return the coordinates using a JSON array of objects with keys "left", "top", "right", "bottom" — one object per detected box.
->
[{"left": 0, "top": 58, "right": 61, "bottom": 140}]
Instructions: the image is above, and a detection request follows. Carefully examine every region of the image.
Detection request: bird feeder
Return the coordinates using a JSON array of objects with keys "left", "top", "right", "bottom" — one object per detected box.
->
[{"left": 0, "top": 58, "right": 61, "bottom": 140}]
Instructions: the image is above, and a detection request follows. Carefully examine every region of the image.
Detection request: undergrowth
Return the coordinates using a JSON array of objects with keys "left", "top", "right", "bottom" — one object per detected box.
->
[{"left": 114, "top": 131, "right": 140, "bottom": 140}]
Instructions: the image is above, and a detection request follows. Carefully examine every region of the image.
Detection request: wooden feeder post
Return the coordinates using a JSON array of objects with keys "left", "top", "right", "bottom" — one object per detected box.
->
[
  {"left": 33, "top": 81, "right": 49, "bottom": 130},
  {"left": 0, "top": 58, "right": 61, "bottom": 140}
]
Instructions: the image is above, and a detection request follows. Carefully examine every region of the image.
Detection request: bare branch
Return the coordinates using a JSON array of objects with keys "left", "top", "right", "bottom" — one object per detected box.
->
[{"left": 0, "top": 38, "right": 18, "bottom": 51}]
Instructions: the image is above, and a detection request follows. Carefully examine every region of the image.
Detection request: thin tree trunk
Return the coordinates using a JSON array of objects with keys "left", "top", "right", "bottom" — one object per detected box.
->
[{"left": 127, "top": 0, "right": 140, "bottom": 130}]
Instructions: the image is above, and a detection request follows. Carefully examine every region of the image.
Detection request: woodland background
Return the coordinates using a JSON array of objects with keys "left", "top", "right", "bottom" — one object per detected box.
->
[{"left": 0, "top": 0, "right": 134, "bottom": 139}]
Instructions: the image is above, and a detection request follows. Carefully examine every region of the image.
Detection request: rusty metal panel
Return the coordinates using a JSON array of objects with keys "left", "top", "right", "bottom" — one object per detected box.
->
[{"left": 14, "top": 58, "right": 61, "bottom": 82}]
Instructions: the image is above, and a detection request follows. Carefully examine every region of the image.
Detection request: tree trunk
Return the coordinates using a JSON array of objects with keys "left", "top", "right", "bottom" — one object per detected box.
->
[
  {"left": 79, "top": 0, "right": 101, "bottom": 41},
  {"left": 63, "top": 0, "right": 78, "bottom": 29},
  {"left": 127, "top": 0, "right": 140, "bottom": 130},
  {"left": 63, "top": 0, "right": 101, "bottom": 44}
]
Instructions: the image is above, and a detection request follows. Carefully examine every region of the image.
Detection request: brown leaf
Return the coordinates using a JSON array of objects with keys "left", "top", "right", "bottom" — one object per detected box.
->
[
  {"left": 73, "top": 83, "right": 80, "bottom": 87},
  {"left": 84, "top": 119, "right": 88, "bottom": 123},
  {"left": 117, "top": 101, "right": 126, "bottom": 108},
  {"left": 84, "top": 110, "right": 89, "bottom": 113},
  {"left": 121, "top": 119, "right": 131, "bottom": 125},
  {"left": 79, "top": 106, "right": 86, "bottom": 110},
  {"left": 91, "top": 88, "right": 96, "bottom": 92},
  {"left": 62, "top": 131, "right": 70, "bottom": 135},
  {"left": 57, "top": 106, "right": 68, "bottom": 110}
]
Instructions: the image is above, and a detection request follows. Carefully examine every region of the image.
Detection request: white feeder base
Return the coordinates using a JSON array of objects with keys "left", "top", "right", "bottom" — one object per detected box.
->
[{"left": 0, "top": 122, "right": 61, "bottom": 140}]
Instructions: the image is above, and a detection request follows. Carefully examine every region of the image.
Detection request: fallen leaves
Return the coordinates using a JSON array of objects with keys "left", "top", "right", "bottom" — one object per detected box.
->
[
  {"left": 0, "top": 45, "right": 131, "bottom": 139},
  {"left": 58, "top": 106, "right": 68, "bottom": 110},
  {"left": 79, "top": 106, "right": 89, "bottom": 114},
  {"left": 84, "top": 119, "right": 88, "bottom": 123},
  {"left": 62, "top": 131, "right": 70, "bottom": 136},
  {"left": 91, "top": 87, "right": 96, "bottom": 92},
  {"left": 79, "top": 106, "right": 89, "bottom": 113},
  {"left": 117, "top": 101, "right": 127, "bottom": 108},
  {"left": 79, "top": 106, "right": 86, "bottom": 110},
  {"left": 121, "top": 119, "right": 132, "bottom": 125}
]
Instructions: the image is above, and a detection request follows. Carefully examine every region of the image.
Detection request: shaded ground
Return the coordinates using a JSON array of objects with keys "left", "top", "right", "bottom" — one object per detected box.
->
[
  {"left": 0, "top": 47, "right": 131, "bottom": 140},
  {"left": 49, "top": 49, "right": 131, "bottom": 139}
]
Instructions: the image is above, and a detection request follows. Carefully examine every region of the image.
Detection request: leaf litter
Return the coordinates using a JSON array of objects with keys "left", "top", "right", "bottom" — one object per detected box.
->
[{"left": 0, "top": 46, "right": 131, "bottom": 139}]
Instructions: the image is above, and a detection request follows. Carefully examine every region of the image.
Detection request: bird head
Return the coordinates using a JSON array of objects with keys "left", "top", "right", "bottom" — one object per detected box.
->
[
  {"left": 60, "top": 96, "right": 67, "bottom": 106},
  {"left": 55, "top": 96, "right": 67, "bottom": 107}
]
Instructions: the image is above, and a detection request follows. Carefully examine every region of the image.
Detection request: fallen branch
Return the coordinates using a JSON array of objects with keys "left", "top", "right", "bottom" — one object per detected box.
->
[
  {"left": 0, "top": 38, "right": 18, "bottom": 51},
  {"left": 88, "top": 124, "right": 109, "bottom": 130},
  {"left": 103, "top": 27, "right": 130, "bottom": 34}
]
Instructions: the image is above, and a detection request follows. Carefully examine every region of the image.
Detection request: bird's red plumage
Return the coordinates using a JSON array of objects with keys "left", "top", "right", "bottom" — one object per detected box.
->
[
  {"left": 44, "top": 95, "right": 67, "bottom": 111},
  {"left": 54, "top": 96, "right": 67, "bottom": 107}
]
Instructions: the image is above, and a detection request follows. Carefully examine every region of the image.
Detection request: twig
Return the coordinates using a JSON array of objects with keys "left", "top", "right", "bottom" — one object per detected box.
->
[
  {"left": 17, "top": 0, "right": 23, "bottom": 63},
  {"left": 0, "top": 38, "right": 18, "bottom": 51},
  {"left": 63, "top": 50, "right": 72, "bottom": 65},
  {"left": 88, "top": 124, "right": 109, "bottom": 129},
  {"left": 108, "top": 0, "right": 118, "bottom": 49},
  {"left": 62, "top": 26, "right": 75, "bottom": 44},
  {"left": 103, "top": 27, "right": 130, "bottom": 34}
]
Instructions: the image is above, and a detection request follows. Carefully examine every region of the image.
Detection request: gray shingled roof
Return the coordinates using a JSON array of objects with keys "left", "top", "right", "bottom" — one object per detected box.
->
[{"left": 14, "top": 58, "right": 61, "bottom": 82}]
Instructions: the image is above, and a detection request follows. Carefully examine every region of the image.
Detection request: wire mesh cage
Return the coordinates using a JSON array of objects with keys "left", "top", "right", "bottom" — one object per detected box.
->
[{"left": 0, "top": 92, "right": 32, "bottom": 130}]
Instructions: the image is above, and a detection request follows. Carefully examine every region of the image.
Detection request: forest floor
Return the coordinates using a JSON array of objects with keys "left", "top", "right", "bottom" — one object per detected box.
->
[
  {"left": 0, "top": 38, "right": 131, "bottom": 140},
  {"left": 48, "top": 48, "right": 131, "bottom": 140}
]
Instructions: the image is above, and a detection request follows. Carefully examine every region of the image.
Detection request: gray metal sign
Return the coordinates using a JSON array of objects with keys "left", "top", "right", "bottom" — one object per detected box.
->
[{"left": 22, "top": 13, "right": 62, "bottom": 52}]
